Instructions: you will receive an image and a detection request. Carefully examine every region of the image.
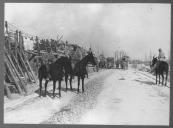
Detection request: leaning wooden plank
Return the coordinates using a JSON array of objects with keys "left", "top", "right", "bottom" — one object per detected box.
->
[
  {"left": 16, "top": 73, "right": 28, "bottom": 94},
  {"left": 21, "top": 51, "right": 37, "bottom": 82},
  {"left": 20, "top": 57, "right": 34, "bottom": 83},
  {"left": 5, "top": 51, "right": 18, "bottom": 79},
  {"left": 25, "top": 60, "right": 37, "bottom": 82},
  {"left": 5, "top": 63, "right": 15, "bottom": 84},
  {"left": 11, "top": 53, "right": 26, "bottom": 80},
  {"left": 5, "top": 51, "right": 27, "bottom": 93},
  {"left": 10, "top": 56, "right": 28, "bottom": 93},
  {"left": 17, "top": 51, "right": 33, "bottom": 82},
  {"left": 10, "top": 63, "right": 28, "bottom": 94},
  {"left": 5, "top": 60, "right": 23, "bottom": 95},
  {"left": 28, "top": 54, "right": 36, "bottom": 61},
  {"left": 5, "top": 55, "right": 24, "bottom": 91},
  {"left": 22, "top": 51, "right": 37, "bottom": 82}
]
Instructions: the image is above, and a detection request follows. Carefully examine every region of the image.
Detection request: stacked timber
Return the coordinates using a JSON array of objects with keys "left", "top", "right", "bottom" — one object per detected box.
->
[{"left": 4, "top": 21, "right": 37, "bottom": 98}]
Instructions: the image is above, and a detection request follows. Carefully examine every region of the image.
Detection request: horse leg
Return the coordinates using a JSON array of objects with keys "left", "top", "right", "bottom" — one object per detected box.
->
[
  {"left": 159, "top": 74, "right": 161, "bottom": 84},
  {"left": 39, "top": 78, "right": 42, "bottom": 97},
  {"left": 70, "top": 75, "right": 73, "bottom": 90},
  {"left": 59, "top": 80, "right": 61, "bottom": 97},
  {"left": 78, "top": 76, "right": 80, "bottom": 93},
  {"left": 165, "top": 71, "right": 168, "bottom": 86},
  {"left": 156, "top": 72, "right": 157, "bottom": 85},
  {"left": 161, "top": 72, "right": 164, "bottom": 85},
  {"left": 86, "top": 71, "right": 88, "bottom": 78},
  {"left": 82, "top": 77, "right": 85, "bottom": 92},
  {"left": 53, "top": 80, "right": 56, "bottom": 98},
  {"left": 45, "top": 80, "right": 49, "bottom": 96},
  {"left": 65, "top": 74, "right": 68, "bottom": 91}
]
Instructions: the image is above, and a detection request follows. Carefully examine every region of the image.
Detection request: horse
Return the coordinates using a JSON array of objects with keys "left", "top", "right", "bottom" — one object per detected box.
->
[
  {"left": 74, "top": 52, "right": 96, "bottom": 92},
  {"left": 151, "top": 57, "right": 169, "bottom": 86},
  {"left": 38, "top": 57, "right": 66, "bottom": 97}
]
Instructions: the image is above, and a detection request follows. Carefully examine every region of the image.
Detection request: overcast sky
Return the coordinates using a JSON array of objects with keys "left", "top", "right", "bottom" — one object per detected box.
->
[{"left": 5, "top": 3, "right": 171, "bottom": 59}]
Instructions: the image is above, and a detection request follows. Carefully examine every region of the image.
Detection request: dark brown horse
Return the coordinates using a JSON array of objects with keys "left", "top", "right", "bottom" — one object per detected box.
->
[
  {"left": 151, "top": 57, "right": 169, "bottom": 86},
  {"left": 38, "top": 57, "right": 66, "bottom": 97},
  {"left": 74, "top": 52, "right": 96, "bottom": 92},
  {"left": 65, "top": 52, "right": 96, "bottom": 92}
]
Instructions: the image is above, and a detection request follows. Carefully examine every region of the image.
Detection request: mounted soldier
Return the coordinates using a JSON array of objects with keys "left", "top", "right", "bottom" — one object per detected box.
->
[
  {"left": 158, "top": 48, "right": 166, "bottom": 61},
  {"left": 71, "top": 46, "right": 83, "bottom": 68},
  {"left": 150, "top": 48, "right": 169, "bottom": 85},
  {"left": 151, "top": 48, "right": 166, "bottom": 72}
]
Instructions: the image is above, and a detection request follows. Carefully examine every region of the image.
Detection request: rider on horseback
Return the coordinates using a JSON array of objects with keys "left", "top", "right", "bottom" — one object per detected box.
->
[
  {"left": 158, "top": 48, "right": 166, "bottom": 61},
  {"left": 151, "top": 48, "right": 166, "bottom": 72}
]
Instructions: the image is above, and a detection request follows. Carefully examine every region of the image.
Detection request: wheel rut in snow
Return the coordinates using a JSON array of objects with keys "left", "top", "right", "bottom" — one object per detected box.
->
[{"left": 42, "top": 70, "right": 114, "bottom": 124}]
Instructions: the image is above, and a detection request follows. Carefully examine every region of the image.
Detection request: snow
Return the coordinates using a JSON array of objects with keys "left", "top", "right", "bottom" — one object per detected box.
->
[
  {"left": 4, "top": 70, "right": 108, "bottom": 124},
  {"left": 4, "top": 69, "right": 170, "bottom": 125},
  {"left": 4, "top": 91, "right": 75, "bottom": 123},
  {"left": 79, "top": 69, "right": 170, "bottom": 125}
]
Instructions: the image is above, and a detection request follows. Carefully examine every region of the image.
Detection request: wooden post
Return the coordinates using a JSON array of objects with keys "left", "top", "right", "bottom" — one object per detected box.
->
[
  {"left": 14, "top": 30, "right": 19, "bottom": 57},
  {"left": 5, "top": 21, "right": 11, "bottom": 51},
  {"left": 4, "top": 82, "right": 12, "bottom": 99},
  {"left": 36, "top": 36, "right": 40, "bottom": 55},
  {"left": 19, "top": 31, "right": 24, "bottom": 53},
  {"left": 5, "top": 21, "right": 8, "bottom": 33}
]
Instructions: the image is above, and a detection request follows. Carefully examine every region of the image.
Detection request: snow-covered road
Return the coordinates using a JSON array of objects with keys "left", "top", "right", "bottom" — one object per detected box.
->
[
  {"left": 4, "top": 69, "right": 170, "bottom": 125},
  {"left": 79, "top": 69, "right": 170, "bottom": 125}
]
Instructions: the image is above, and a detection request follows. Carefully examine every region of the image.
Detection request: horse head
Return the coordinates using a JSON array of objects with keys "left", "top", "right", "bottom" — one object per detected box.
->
[
  {"left": 151, "top": 56, "right": 158, "bottom": 67},
  {"left": 87, "top": 52, "right": 97, "bottom": 66}
]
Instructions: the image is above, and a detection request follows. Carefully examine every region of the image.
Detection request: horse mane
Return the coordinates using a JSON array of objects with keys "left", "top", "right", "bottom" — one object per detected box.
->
[{"left": 77, "top": 53, "right": 90, "bottom": 66}]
